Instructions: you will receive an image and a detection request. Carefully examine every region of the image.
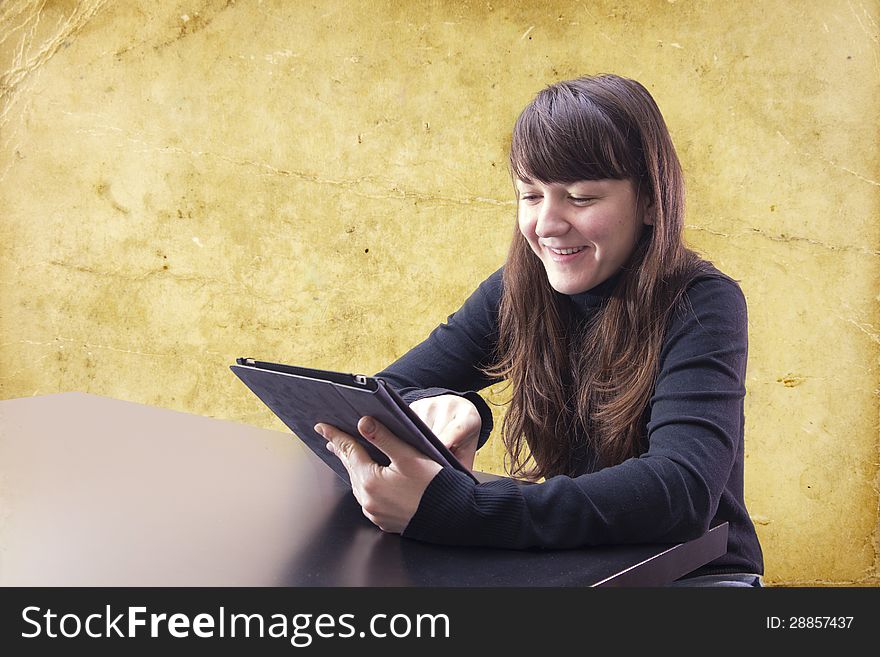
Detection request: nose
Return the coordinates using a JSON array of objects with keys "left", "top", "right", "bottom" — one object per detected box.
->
[{"left": 534, "top": 196, "right": 570, "bottom": 239}]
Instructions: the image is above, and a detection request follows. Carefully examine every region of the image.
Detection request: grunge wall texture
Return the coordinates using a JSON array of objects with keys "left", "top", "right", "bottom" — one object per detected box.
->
[{"left": 1, "top": 0, "right": 877, "bottom": 586}]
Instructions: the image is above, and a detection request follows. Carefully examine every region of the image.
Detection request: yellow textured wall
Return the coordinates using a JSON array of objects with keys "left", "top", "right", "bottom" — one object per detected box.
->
[{"left": 1, "top": 0, "right": 877, "bottom": 586}]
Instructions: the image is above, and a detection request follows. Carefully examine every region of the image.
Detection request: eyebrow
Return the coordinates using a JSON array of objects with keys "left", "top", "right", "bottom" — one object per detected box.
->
[{"left": 515, "top": 179, "right": 603, "bottom": 191}]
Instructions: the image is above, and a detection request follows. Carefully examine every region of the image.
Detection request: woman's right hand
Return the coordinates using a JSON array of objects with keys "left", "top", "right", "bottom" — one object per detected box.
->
[{"left": 409, "top": 394, "right": 482, "bottom": 471}]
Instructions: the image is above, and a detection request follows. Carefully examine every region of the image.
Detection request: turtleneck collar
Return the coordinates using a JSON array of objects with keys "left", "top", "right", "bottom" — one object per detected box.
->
[{"left": 565, "top": 269, "right": 623, "bottom": 316}]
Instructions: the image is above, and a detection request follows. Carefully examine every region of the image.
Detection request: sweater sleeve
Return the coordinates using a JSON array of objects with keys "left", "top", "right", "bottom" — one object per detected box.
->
[
  {"left": 403, "top": 275, "right": 748, "bottom": 548},
  {"left": 374, "top": 269, "right": 505, "bottom": 448}
]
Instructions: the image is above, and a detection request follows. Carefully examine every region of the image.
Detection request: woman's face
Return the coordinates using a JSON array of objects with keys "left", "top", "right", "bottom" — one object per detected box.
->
[{"left": 516, "top": 178, "right": 649, "bottom": 295}]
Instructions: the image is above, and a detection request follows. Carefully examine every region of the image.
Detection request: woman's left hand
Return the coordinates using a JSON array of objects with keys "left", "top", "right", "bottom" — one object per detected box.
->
[{"left": 315, "top": 416, "right": 443, "bottom": 534}]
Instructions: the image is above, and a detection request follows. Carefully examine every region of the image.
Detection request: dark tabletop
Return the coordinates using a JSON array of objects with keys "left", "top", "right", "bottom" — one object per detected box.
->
[{"left": 0, "top": 393, "right": 725, "bottom": 586}]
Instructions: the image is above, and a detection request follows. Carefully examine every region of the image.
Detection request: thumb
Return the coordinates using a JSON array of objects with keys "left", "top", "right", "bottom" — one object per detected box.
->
[{"left": 358, "top": 416, "right": 422, "bottom": 464}]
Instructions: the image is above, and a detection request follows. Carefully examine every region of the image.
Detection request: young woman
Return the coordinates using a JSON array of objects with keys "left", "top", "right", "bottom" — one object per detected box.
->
[{"left": 314, "top": 74, "right": 764, "bottom": 586}]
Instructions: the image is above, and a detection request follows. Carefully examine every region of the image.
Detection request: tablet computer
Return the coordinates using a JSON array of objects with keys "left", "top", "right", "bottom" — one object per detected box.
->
[{"left": 230, "top": 358, "right": 479, "bottom": 485}]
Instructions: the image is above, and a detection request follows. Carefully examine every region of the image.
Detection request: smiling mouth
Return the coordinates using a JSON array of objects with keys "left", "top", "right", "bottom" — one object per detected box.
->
[{"left": 547, "top": 246, "right": 587, "bottom": 255}]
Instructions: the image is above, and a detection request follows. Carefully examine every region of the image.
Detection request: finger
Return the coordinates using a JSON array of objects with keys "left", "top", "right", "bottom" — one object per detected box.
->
[
  {"left": 320, "top": 439, "right": 364, "bottom": 507},
  {"left": 436, "top": 420, "right": 475, "bottom": 451},
  {"left": 436, "top": 423, "right": 476, "bottom": 466},
  {"left": 315, "top": 423, "right": 373, "bottom": 470},
  {"left": 409, "top": 398, "right": 454, "bottom": 437},
  {"left": 357, "top": 416, "right": 423, "bottom": 463},
  {"left": 409, "top": 398, "right": 436, "bottom": 427}
]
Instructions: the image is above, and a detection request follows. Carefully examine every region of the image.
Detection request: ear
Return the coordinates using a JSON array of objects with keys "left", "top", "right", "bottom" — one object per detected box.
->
[
  {"left": 636, "top": 181, "right": 655, "bottom": 226},
  {"left": 641, "top": 196, "right": 655, "bottom": 226}
]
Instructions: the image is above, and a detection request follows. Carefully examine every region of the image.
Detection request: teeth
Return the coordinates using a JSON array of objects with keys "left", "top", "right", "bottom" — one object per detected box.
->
[{"left": 550, "top": 247, "right": 585, "bottom": 255}]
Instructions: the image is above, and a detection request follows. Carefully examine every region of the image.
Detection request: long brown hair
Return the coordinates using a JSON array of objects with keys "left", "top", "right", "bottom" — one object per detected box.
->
[{"left": 485, "top": 75, "right": 714, "bottom": 479}]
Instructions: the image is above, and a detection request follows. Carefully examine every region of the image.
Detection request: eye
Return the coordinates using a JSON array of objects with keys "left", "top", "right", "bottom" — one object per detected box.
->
[
  {"left": 518, "top": 193, "right": 542, "bottom": 203},
  {"left": 569, "top": 196, "right": 597, "bottom": 205}
]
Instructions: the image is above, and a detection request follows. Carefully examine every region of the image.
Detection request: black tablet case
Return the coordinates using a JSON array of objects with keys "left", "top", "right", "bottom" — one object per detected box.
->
[{"left": 231, "top": 359, "right": 479, "bottom": 486}]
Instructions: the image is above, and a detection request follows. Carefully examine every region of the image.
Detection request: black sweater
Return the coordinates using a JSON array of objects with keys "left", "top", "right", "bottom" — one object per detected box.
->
[{"left": 375, "top": 266, "right": 764, "bottom": 578}]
